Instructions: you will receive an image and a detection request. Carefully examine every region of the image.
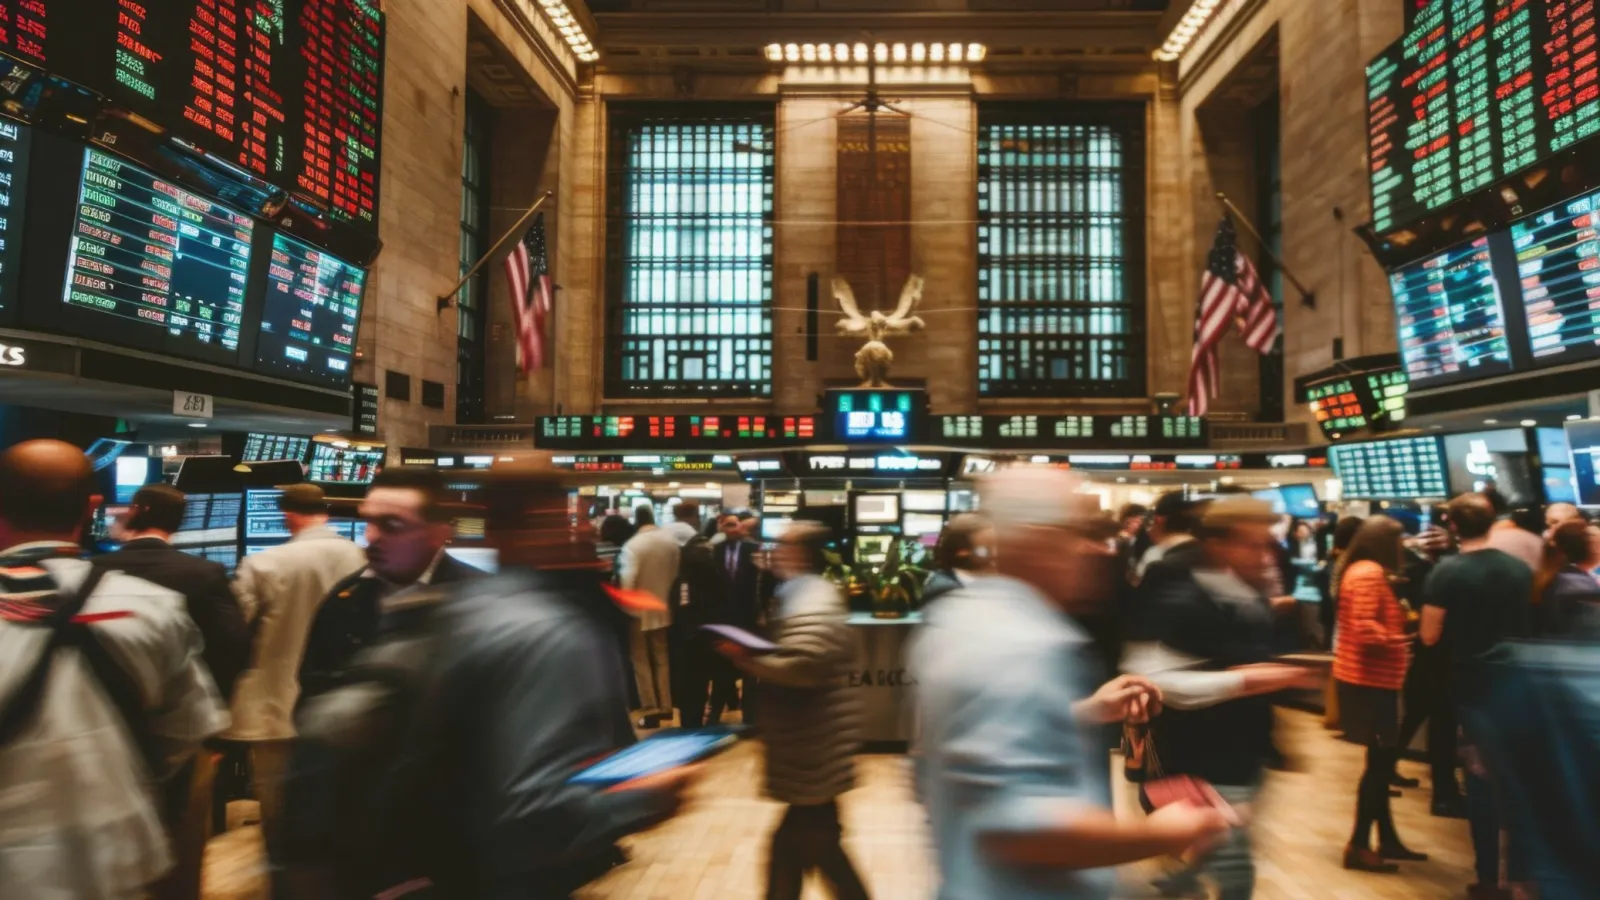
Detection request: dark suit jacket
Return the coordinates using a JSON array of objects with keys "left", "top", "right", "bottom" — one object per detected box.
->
[
  {"left": 96, "top": 537, "right": 249, "bottom": 699},
  {"left": 714, "top": 538, "right": 765, "bottom": 630},
  {"left": 297, "top": 552, "right": 480, "bottom": 701}
]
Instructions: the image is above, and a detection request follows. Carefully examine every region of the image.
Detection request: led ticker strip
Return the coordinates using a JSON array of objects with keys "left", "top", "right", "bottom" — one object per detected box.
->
[
  {"left": 763, "top": 42, "right": 987, "bottom": 64},
  {"left": 538, "top": 415, "right": 816, "bottom": 449}
]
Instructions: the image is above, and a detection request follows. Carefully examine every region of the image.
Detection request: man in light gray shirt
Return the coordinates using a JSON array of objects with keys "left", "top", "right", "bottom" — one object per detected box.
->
[{"left": 911, "top": 469, "right": 1229, "bottom": 900}]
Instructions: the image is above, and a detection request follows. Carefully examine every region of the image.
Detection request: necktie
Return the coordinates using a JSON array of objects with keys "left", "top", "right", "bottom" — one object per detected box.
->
[{"left": 727, "top": 542, "right": 738, "bottom": 576}]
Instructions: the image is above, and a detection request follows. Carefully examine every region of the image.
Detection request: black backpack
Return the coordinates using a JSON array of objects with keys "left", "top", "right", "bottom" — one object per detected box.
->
[
  {"left": 278, "top": 587, "right": 459, "bottom": 899},
  {"left": 0, "top": 564, "right": 162, "bottom": 778}
]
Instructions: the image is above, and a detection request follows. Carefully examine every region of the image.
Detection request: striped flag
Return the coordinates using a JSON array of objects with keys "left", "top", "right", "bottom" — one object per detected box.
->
[
  {"left": 503, "top": 213, "right": 554, "bottom": 373},
  {"left": 1186, "top": 216, "right": 1281, "bottom": 416}
]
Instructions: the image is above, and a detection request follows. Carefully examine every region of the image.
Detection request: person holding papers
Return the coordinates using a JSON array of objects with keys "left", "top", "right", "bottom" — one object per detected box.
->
[{"left": 715, "top": 522, "right": 869, "bottom": 900}]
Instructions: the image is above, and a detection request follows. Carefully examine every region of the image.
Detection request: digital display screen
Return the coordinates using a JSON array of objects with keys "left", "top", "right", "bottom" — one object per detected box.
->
[
  {"left": 169, "top": 491, "right": 242, "bottom": 546},
  {"left": 37, "top": 0, "right": 384, "bottom": 232},
  {"left": 1308, "top": 379, "right": 1368, "bottom": 438},
  {"left": 1443, "top": 428, "right": 1535, "bottom": 501},
  {"left": 1390, "top": 236, "right": 1513, "bottom": 387},
  {"left": 243, "top": 487, "right": 290, "bottom": 544},
  {"left": 255, "top": 232, "right": 363, "bottom": 386},
  {"left": 1566, "top": 418, "right": 1600, "bottom": 506},
  {"left": 1330, "top": 436, "right": 1449, "bottom": 499},
  {"left": 537, "top": 415, "right": 817, "bottom": 449},
  {"left": 0, "top": 119, "right": 31, "bottom": 315},
  {"left": 1511, "top": 188, "right": 1600, "bottom": 365},
  {"left": 934, "top": 415, "right": 1209, "bottom": 449},
  {"left": 242, "top": 432, "right": 311, "bottom": 462},
  {"left": 832, "top": 390, "right": 917, "bottom": 442},
  {"left": 1367, "top": 0, "right": 1600, "bottom": 236},
  {"left": 854, "top": 494, "right": 900, "bottom": 524},
  {"left": 63, "top": 148, "right": 251, "bottom": 358},
  {"left": 308, "top": 442, "right": 383, "bottom": 484}
]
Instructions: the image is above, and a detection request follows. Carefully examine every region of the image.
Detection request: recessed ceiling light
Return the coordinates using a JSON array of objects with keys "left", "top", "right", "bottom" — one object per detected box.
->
[
  {"left": 1484, "top": 418, "right": 1499, "bottom": 425},
  {"left": 1519, "top": 419, "right": 1537, "bottom": 427},
  {"left": 187, "top": 422, "right": 207, "bottom": 428},
  {"left": 1568, "top": 414, "right": 1583, "bottom": 421}
]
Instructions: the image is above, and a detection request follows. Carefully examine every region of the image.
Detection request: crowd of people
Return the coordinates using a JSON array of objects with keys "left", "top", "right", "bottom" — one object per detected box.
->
[{"left": 1, "top": 435, "right": 1597, "bottom": 900}]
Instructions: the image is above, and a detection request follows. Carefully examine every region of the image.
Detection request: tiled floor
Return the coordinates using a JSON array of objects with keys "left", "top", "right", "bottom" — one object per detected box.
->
[{"left": 203, "top": 709, "right": 1476, "bottom": 899}]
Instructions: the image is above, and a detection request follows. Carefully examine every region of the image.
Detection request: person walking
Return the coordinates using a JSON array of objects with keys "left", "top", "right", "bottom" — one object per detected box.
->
[
  {"left": 912, "top": 468, "right": 1229, "bottom": 900},
  {"left": 0, "top": 440, "right": 230, "bottom": 899},
  {"left": 1335, "top": 516, "right": 1426, "bottom": 872},
  {"left": 1123, "top": 495, "right": 1317, "bottom": 900},
  {"left": 226, "top": 483, "right": 367, "bottom": 893},
  {"left": 717, "top": 522, "right": 870, "bottom": 900},
  {"left": 99, "top": 484, "right": 250, "bottom": 700},
  {"left": 618, "top": 503, "right": 679, "bottom": 728}
]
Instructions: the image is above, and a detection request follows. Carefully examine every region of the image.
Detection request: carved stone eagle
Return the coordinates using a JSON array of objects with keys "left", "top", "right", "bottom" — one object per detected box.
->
[{"left": 833, "top": 274, "right": 925, "bottom": 387}]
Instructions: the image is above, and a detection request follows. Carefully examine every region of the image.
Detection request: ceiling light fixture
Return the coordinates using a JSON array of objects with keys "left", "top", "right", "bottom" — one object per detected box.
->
[
  {"left": 1520, "top": 419, "right": 1537, "bottom": 427},
  {"left": 536, "top": 0, "right": 599, "bottom": 63},
  {"left": 1568, "top": 414, "right": 1583, "bottom": 421},
  {"left": 763, "top": 41, "right": 987, "bottom": 66},
  {"left": 1154, "top": 0, "right": 1223, "bottom": 62},
  {"left": 187, "top": 422, "right": 208, "bottom": 428}
]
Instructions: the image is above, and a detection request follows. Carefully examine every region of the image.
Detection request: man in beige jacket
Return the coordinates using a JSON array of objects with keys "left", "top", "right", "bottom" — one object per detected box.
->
[
  {"left": 618, "top": 504, "right": 679, "bottom": 728},
  {"left": 226, "top": 483, "right": 366, "bottom": 892}
]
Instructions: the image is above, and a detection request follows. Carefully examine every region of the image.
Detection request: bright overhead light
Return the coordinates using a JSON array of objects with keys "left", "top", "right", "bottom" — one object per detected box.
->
[
  {"left": 1484, "top": 418, "right": 1499, "bottom": 425},
  {"left": 818, "top": 43, "right": 832, "bottom": 61},
  {"left": 764, "top": 43, "right": 782, "bottom": 61},
  {"left": 892, "top": 43, "right": 907, "bottom": 62},
  {"left": 1568, "top": 414, "right": 1583, "bottom": 421},
  {"left": 784, "top": 42, "right": 799, "bottom": 61},
  {"left": 187, "top": 422, "right": 208, "bottom": 428},
  {"left": 949, "top": 42, "right": 963, "bottom": 62},
  {"left": 873, "top": 42, "right": 888, "bottom": 62},
  {"left": 853, "top": 42, "right": 868, "bottom": 62},
  {"left": 1154, "top": 0, "right": 1225, "bottom": 61},
  {"left": 801, "top": 42, "right": 816, "bottom": 61},
  {"left": 536, "top": 0, "right": 599, "bottom": 63},
  {"left": 911, "top": 42, "right": 926, "bottom": 62},
  {"left": 1520, "top": 419, "right": 1538, "bottom": 427},
  {"left": 967, "top": 43, "right": 986, "bottom": 62},
  {"left": 930, "top": 42, "right": 945, "bottom": 61},
  {"left": 770, "top": 41, "right": 987, "bottom": 67}
]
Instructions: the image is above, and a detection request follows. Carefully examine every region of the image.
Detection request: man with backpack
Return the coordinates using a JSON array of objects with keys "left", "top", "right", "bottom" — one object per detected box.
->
[
  {"left": 281, "top": 466, "right": 695, "bottom": 898},
  {"left": 0, "top": 440, "right": 231, "bottom": 898}
]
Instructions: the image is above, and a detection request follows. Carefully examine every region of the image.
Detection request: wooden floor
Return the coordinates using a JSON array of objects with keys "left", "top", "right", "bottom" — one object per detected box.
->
[{"left": 202, "top": 710, "right": 1476, "bottom": 899}]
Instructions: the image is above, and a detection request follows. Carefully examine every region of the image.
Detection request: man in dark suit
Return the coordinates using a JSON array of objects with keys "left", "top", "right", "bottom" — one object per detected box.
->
[
  {"left": 298, "top": 467, "right": 480, "bottom": 699},
  {"left": 98, "top": 484, "right": 249, "bottom": 698},
  {"left": 713, "top": 511, "right": 769, "bottom": 721}
]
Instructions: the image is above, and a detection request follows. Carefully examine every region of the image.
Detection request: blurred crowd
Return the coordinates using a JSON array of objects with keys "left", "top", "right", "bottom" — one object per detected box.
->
[{"left": 0, "top": 436, "right": 1596, "bottom": 900}]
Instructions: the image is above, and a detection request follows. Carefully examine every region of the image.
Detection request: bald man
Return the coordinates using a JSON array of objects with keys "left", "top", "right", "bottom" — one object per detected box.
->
[
  {"left": 1545, "top": 502, "right": 1581, "bottom": 535},
  {"left": 0, "top": 440, "right": 230, "bottom": 898}
]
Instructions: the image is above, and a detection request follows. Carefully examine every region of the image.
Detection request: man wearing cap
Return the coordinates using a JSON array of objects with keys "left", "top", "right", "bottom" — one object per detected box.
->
[
  {"left": 227, "top": 481, "right": 367, "bottom": 886},
  {"left": 1122, "top": 495, "right": 1316, "bottom": 900},
  {"left": 912, "top": 468, "right": 1230, "bottom": 900}
]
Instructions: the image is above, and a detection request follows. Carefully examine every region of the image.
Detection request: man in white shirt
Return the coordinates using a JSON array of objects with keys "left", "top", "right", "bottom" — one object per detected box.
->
[
  {"left": 618, "top": 504, "right": 679, "bottom": 727},
  {"left": 0, "top": 440, "right": 230, "bottom": 899}
]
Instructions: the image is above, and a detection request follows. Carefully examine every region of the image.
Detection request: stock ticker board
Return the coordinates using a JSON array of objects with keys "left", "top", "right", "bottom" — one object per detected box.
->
[
  {"left": 1331, "top": 436, "right": 1450, "bottom": 500},
  {"left": 1391, "top": 235, "right": 1514, "bottom": 387},
  {"left": 254, "top": 231, "right": 363, "bottom": 387},
  {"left": 1368, "top": 0, "right": 1600, "bottom": 236},
  {"left": 1513, "top": 187, "right": 1600, "bottom": 364},
  {"left": 63, "top": 148, "right": 251, "bottom": 351},
  {"left": 11, "top": 0, "right": 383, "bottom": 232}
]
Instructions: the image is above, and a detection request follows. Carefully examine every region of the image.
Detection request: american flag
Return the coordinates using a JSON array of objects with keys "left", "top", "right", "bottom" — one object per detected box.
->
[
  {"left": 1186, "top": 216, "right": 1280, "bottom": 416},
  {"left": 503, "top": 213, "right": 554, "bottom": 373}
]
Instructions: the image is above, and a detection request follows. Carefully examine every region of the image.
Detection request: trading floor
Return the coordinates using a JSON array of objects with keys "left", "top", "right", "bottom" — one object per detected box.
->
[{"left": 200, "top": 710, "right": 1473, "bottom": 900}]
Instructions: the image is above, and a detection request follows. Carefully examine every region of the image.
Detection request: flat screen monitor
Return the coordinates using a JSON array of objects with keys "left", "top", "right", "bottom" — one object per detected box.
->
[
  {"left": 1512, "top": 189, "right": 1600, "bottom": 368},
  {"left": 169, "top": 492, "right": 241, "bottom": 547},
  {"left": 1564, "top": 419, "right": 1600, "bottom": 508},
  {"left": 1442, "top": 429, "right": 1536, "bottom": 503},
  {"left": 1389, "top": 237, "right": 1512, "bottom": 389},
  {"left": 0, "top": 120, "right": 32, "bottom": 318},
  {"left": 854, "top": 494, "right": 900, "bottom": 525},
  {"left": 1537, "top": 427, "right": 1572, "bottom": 467},
  {"left": 255, "top": 232, "right": 366, "bottom": 388},
  {"left": 242, "top": 433, "right": 312, "bottom": 464},
  {"left": 901, "top": 490, "right": 947, "bottom": 512},
  {"left": 903, "top": 512, "right": 944, "bottom": 537},
  {"left": 829, "top": 389, "right": 919, "bottom": 442},
  {"left": 1255, "top": 484, "right": 1320, "bottom": 519},
  {"left": 329, "top": 518, "right": 368, "bottom": 548},
  {"left": 1329, "top": 437, "right": 1448, "bottom": 500},
  {"left": 445, "top": 547, "right": 497, "bottom": 574},
  {"left": 243, "top": 488, "right": 291, "bottom": 544},
  {"left": 1544, "top": 467, "right": 1577, "bottom": 504},
  {"left": 62, "top": 148, "right": 252, "bottom": 365},
  {"left": 113, "top": 454, "right": 152, "bottom": 503},
  {"left": 760, "top": 517, "right": 795, "bottom": 541},
  {"left": 308, "top": 443, "right": 384, "bottom": 485}
]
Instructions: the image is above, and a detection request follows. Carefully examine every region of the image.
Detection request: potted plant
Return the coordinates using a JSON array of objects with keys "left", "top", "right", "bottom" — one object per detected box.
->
[{"left": 824, "top": 540, "right": 929, "bottom": 619}]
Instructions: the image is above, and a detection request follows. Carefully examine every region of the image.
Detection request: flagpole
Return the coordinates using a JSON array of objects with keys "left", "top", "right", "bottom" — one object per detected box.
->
[
  {"left": 437, "top": 190, "right": 554, "bottom": 312},
  {"left": 1215, "top": 192, "right": 1316, "bottom": 308}
]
